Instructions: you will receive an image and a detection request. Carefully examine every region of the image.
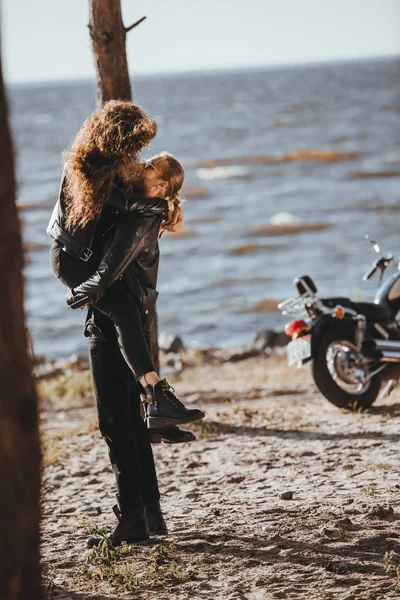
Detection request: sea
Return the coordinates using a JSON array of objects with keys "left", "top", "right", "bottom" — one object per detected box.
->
[{"left": 8, "top": 56, "right": 400, "bottom": 359}]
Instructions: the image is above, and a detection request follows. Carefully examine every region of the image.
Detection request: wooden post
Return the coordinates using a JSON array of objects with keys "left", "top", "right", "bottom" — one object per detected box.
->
[{"left": 0, "top": 53, "right": 41, "bottom": 599}]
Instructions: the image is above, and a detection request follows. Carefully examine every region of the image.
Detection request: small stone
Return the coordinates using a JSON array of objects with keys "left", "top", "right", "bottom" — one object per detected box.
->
[
  {"left": 325, "top": 561, "right": 348, "bottom": 574},
  {"left": 366, "top": 504, "right": 394, "bottom": 519},
  {"left": 59, "top": 506, "right": 77, "bottom": 515},
  {"left": 279, "top": 491, "right": 293, "bottom": 500},
  {"left": 159, "top": 334, "right": 185, "bottom": 353},
  {"left": 261, "top": 524, "right": 279, "bottom": 531},
  {"left": 279, "top": 548, "right": 294, "bottom": 558},
  {"left": 334, "top": 517, "right": 356, "bottom": 531},
  {"left": 70, "top": 469, "right": 90, "bottom": 477},
  {"left": 262, "top": 544, "right": 280, "bottom": 554}
]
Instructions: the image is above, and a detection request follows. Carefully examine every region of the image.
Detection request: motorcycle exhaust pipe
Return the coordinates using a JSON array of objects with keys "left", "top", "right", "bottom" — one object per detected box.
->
[
  {"left": 366, "top": 339, "right": 400, "bottom": 352},
  {"left": 362, "top": 340, "right": 400, "bottom": 362},
  {"left": 379, "top": 350, "right": 400, "bottom": 362},
  {"left": 375, "top": 339, "right": 400, "bottom": 351}
]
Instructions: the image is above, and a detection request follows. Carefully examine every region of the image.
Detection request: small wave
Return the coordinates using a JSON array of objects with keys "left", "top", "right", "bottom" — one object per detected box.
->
[
  {"left": 193, "top": 149, "right": 361, "bottom": 169},
  {"left": 231, "top": 242, "right": 285, "bottom": 255},
  {"left": 248, "top": 221, "right": 330, "bottom": 236},
  {"left": 274, "top": 120, "right": 293, "bottom": 127},
  {"left": 182, "top": 185, "right": 211, "bottom": 199},
  {"left": 17, "top": 198, "right": 55, "bottom": 211},
  {"left": 163, "top": 228, "right": 198, "bottom": 239},
  {"left": 269, "top": 212, "right": 299, "bottom": 225},
  {"left": 189, "top": 216, "right": 222, "bottom": 224},
  {"left": 344, "top": 201, "right": 400, "bottom": 212},
  {"left": 197, "top": 166, "right": 250, "bottom": 180},
  {"left": 237, "top": 298, "right": 281, "bottom": 313},
  {"left": 215, "top": 276, "right": 272, "bottom": 287},
  {"left": 24, "top": 241, "right": 47, "bottom": 252},
  {"left": 348, "top": 170, "right": 400, "bottom": 179},
  {"left": 32, "top": 113, "right": 53, "bottom": 125}
]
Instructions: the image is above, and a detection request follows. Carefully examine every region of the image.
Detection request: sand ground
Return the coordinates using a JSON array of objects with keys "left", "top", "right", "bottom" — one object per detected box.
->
[{"left": 40, "top": 354, "right": 400, "bottom": 600}]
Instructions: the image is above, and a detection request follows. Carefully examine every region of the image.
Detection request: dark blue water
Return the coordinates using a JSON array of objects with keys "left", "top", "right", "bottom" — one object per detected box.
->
[{"left": 8, "top": 57, "right": 400, "bottom": 358}]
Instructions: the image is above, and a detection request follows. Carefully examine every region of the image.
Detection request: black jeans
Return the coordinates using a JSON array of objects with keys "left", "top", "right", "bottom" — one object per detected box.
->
[
  {"left": 88, "top": 308, "right": 160, "bottom": 508},
  {"left": 50, "top": 243, "right": 160, "bottom": 508}
]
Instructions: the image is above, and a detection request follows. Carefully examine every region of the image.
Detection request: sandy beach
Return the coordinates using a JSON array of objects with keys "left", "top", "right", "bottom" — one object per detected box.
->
[{"left": 39, "top": 351, "right": 400, "bottom": 600}]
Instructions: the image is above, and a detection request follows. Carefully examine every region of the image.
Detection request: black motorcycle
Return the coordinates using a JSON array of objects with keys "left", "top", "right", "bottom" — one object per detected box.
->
[{"left": 278, "top": 237, "right": 400, "bottom": 410}]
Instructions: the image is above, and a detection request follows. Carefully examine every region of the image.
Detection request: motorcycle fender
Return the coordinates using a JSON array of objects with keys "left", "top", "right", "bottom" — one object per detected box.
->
[{"left": 310, "top": 316, "right": 346, "bottom": 358}]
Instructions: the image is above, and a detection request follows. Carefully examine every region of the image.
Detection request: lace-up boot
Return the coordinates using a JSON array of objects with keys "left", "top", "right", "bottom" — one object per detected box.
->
[
  {"left": 87, "top": 497, "right": 148, "bottom": 548},
  {"left": 144, "top": 501, "right": 168, "bottom": 535},
  {"left": 144, "top": 378, "right": 205, "bottom": 427},
  {"left": 148, "top": 423, "right": 196, "bottom": 444}
]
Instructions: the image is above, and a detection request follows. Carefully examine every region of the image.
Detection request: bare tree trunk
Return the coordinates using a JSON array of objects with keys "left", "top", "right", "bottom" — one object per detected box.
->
[
  {"left": 88, "top": 0, "right": 132, "bottom": 104},
  {"left": 0, "top": 53, "right": 41, "bottom": 599},
  {"left": 88, "top": 0, "right": 160, "bottom": 367}
]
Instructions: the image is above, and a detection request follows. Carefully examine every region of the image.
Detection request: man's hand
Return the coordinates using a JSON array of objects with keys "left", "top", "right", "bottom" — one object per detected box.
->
[{"left": 160, "top": 205, "right": 184, "bottom": 237}]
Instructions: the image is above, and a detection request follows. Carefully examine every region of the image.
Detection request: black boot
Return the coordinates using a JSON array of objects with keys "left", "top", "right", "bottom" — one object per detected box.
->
[
  {"left": 87, "top": 496, "right": 148, "bottom": 548},
  {"left": 144, "top": 378, "right": 205, "bottom": 427},
  {"left": 148, "top": 423, "right": 196, "bottom": 444},
  {"left": 144, "top": 501, "right": 168, "bottom": 535}
]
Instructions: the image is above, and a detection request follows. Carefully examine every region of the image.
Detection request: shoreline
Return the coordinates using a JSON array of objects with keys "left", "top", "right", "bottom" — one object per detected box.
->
[{"left": 33, "top": 328, "right": 290, "bottom": 381}]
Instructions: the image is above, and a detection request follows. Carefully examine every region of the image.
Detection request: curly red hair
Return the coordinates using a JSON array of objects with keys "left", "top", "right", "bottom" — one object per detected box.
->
[{"left": 63, "top": 100, "right": 157, "bottom": 227}]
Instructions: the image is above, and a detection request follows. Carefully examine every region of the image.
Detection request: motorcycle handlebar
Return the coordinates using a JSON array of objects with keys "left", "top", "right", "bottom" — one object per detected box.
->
[{"left": 362, "top": 263, "right": 378, "bottom": 281}]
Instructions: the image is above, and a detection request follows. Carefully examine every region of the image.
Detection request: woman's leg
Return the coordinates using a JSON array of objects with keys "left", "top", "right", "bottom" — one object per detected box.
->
[
  {"left": 95, "top": 283, "right": 204, "bottom": 425},
  {"left": 95, "top": 281, "right": 155, "bottom": 381},
  {"left": 94, "top": 281, "right": 205, "bottom": 426}
]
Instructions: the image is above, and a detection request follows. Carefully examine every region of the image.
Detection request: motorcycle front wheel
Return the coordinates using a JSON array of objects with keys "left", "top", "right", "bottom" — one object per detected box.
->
[{"left": 312, "top": 327, "right": 381, "bottom": 411}]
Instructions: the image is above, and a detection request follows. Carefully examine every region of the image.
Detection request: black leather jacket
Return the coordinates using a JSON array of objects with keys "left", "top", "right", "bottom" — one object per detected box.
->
[
  {"left": 70, "top": 210, "right": 163, "bottom": 307},
  {"left": 47, "top": 167, "right": 168, "bottom": 263}
]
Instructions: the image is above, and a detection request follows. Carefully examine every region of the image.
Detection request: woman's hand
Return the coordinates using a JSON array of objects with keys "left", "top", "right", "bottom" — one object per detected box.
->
[
  {"left": 66, "top": 288, "right": 91, "bottom": 309},
  {"left": 160, "top": 205, "right": 184, "bottom": 237}
]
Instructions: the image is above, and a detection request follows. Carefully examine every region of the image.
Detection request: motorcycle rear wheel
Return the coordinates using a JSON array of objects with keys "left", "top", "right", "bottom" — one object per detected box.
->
[{"left": 312, "top": 327, "right": 381, "bottom": 411}]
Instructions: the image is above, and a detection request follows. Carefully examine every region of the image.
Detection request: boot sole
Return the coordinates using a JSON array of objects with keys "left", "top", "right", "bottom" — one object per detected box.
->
[
  {"left": 147, "top": 412, "right": 205, "bottom": 428},
  {"left": 149, "top": 529, "right": 168, "bottom": 536},
  {"left": 149, "top": 433, "right": 196, "bottom": 444}
]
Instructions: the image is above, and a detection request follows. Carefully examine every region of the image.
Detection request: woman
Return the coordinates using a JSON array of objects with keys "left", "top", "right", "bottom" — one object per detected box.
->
[{"left": 48, "top": 101, "right": 204, "bottom": 545}]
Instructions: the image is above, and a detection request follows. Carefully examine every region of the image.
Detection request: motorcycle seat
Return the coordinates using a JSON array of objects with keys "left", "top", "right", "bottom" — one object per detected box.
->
[{"left": 321, "top": 297, "right": 392, "bottom": 321}]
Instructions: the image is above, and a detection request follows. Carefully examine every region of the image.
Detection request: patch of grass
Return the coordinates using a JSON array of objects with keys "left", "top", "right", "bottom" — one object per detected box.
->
[
  {"left": 371, "top": 463, "right": 393, "bottom": 471},
  {"left": 75, "top": 539, "right": 203, "bottom": 594},
  {"left": 42, "top": 420, "right": 99, "bottom": 467},
  {"left": 144, "top": 544, "right": 199, "bottom": 586},
  {"left": 79, "top": 538, "right": 138, "bottom": 593},
  {"left": 384, "top": 551, "right": 400, "bottom": 585},
  {"left": 360, "top": 483, "right": 377, "bottom": 497},
  {"left": 75, "top": 515, "right": 109, "bottom": 538},
  {"left": 41, "top": 566, "right": 55, "bottom": 599},
  {"left": 41, "top": 430, "right": 72, "bottom": 466}
]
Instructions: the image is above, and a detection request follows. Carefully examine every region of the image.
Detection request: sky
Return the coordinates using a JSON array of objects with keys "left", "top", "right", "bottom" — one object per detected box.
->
[{"left": 2, "top": 0, "right": 400, "bottom": 84}]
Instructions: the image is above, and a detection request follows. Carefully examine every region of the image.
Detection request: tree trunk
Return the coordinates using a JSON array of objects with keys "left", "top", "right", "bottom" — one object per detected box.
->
[
  {"left": 0, "top": 53, "right": 41, "bottom": 599},
  {"left": 150, "top": 312, "right": 160, "bottom": 373},
  {"left": 88, "top": 0, "right": 132, "bottom": 104},
  {"left": 88, "top": 0, "right": 160, "bottom": 368}
]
